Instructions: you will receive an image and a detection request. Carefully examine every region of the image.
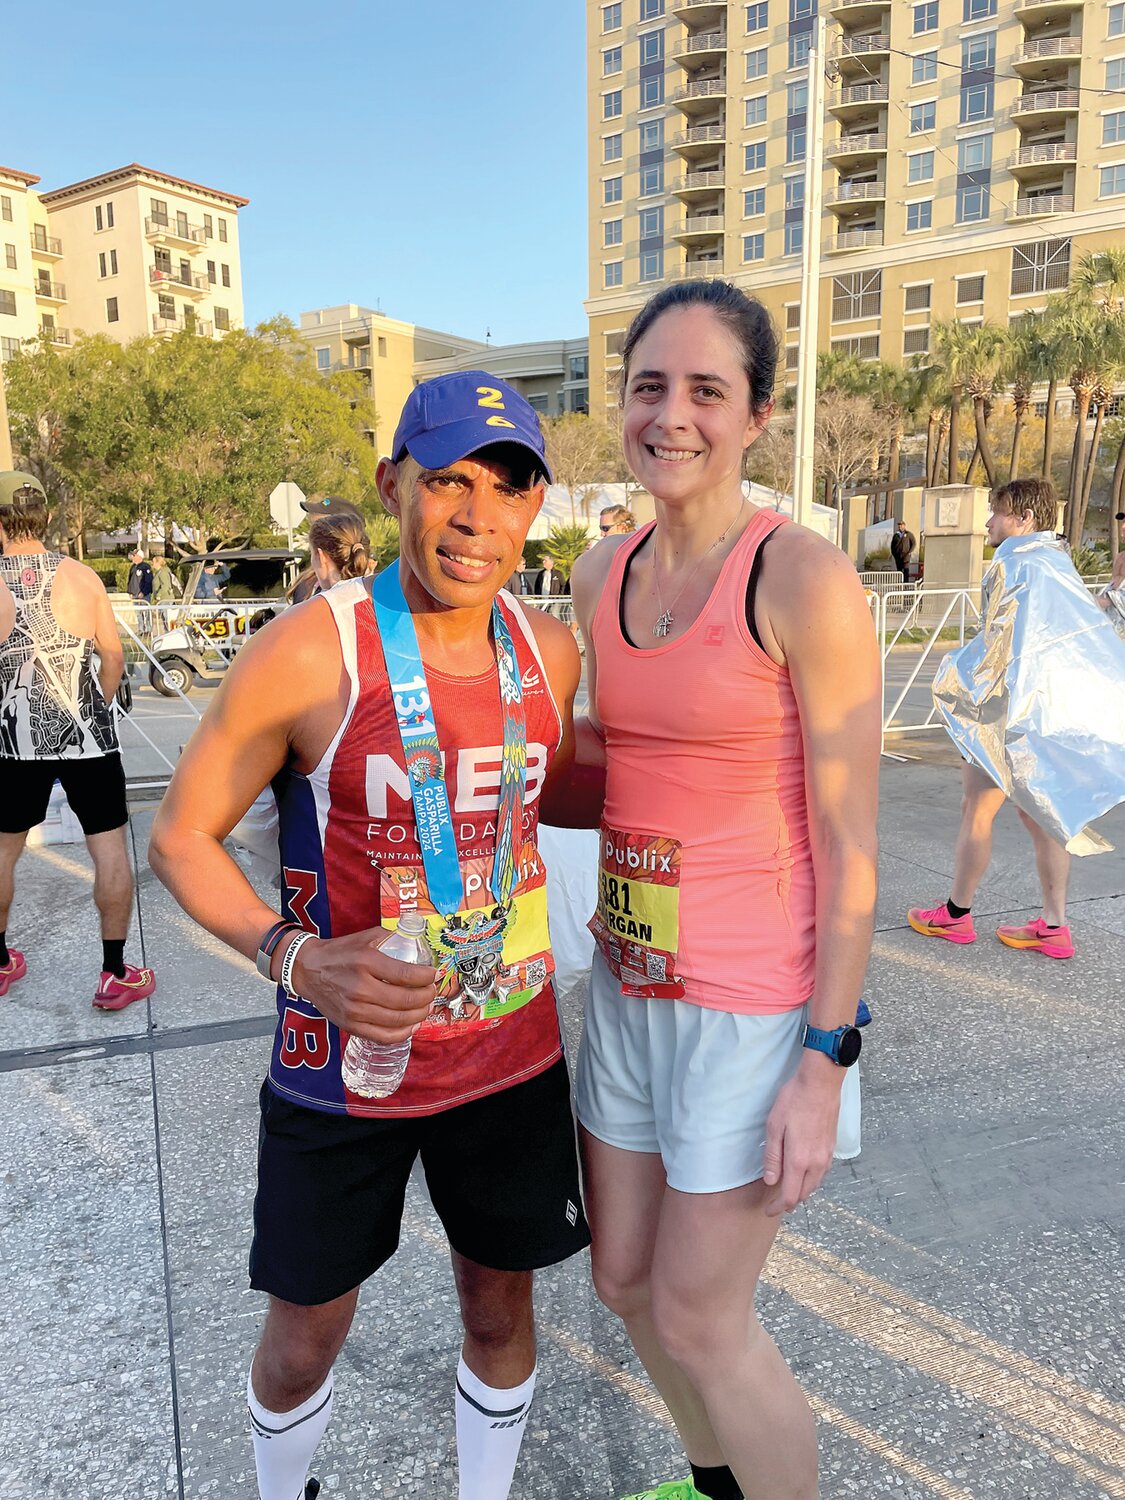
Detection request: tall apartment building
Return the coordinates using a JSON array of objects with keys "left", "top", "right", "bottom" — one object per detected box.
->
[
  {"left": 0, "top": 162, "right": 247, "bottom": 360},
  {"left": 298, "top": 305, "right": 589, "bottom": 454},
  {"left": 585, "top": 0, "right": 1125, "bottom": 417}
]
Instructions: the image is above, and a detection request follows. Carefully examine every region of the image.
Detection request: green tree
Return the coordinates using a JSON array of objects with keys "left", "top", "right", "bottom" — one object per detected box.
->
[
  {"left": 543, "top": 522, "right": 593, "bottom": 581},
  {"left": 540, "top": 412, "right": 619, "bottom": 520}
]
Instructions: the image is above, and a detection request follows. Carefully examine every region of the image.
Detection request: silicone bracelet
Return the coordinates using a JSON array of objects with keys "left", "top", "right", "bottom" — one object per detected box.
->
[{"left": 277, "top": 930, "right": 316, "bottom": 1000}]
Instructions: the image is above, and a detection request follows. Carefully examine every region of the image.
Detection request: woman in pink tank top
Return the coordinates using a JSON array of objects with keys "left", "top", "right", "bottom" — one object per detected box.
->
[{"left": 570, "top": 281, "right": 881, "bottom": 1500}]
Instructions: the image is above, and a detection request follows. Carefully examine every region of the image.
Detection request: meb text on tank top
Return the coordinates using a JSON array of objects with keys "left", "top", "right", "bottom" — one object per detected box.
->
[
  {"left": 269, "top": 578, "right": 565, "bottom": 1118},
  {"left": 589, "top": 510, "right": 815, "bottom": 1014}
]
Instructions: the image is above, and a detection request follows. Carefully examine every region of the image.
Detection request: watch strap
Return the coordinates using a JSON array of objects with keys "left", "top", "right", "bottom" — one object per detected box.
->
[{"left": 256, "top": 919, "right": 300, "bottom": 981}]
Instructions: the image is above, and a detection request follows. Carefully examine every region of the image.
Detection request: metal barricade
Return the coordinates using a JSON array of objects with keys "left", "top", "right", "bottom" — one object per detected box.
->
[{"left": 880, "top": 586, "right": 981, "bottom": 741}]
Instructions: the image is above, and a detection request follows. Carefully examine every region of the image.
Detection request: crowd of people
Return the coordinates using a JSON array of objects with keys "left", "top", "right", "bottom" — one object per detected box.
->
[{"left": 1, "top": 274, "right": 1123, "bottom": 1500}]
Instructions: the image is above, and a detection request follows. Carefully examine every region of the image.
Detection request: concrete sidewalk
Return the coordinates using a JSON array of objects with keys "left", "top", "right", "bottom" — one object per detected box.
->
[{"left": 2, "top": 746, "right": 1124, "bottom": 1500}]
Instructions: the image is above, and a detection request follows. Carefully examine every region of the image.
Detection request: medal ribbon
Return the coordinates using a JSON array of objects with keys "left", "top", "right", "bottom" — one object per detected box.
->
[{"left": 370, "top": 566, "right": 527, "bottom": 918}]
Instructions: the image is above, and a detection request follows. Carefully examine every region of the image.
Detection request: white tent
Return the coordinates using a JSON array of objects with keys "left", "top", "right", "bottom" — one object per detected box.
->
[{"left": 529, "top": 480, "right": 842, "bottom": 544}]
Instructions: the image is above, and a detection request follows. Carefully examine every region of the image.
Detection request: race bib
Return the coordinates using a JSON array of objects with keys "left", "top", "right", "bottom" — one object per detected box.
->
[{"left": 588, "top": 824, "right": 684, "bottom": 999}]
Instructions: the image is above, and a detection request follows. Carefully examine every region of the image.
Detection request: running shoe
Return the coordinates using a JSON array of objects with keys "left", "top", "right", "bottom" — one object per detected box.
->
[
  {"left": 92, "top": 963, "right": 156, "bottom": 1010},
  {"left": 617, "top": 1483, "right": 701, "bottom": 1500},
  {"left": 0, "top": 950, "right": 27, "bottom": 996},
  {"left": 995, "top": 917, "right": 1074, "bottom": 960},
  {"left": 305, "top": 1481, "right": 321, "bottom": 1500},
  {"left": 855, "top": 997, "right": 873, "bottom": 1028},
  {"left": 906, "top": 902, "right": 976, "bottom": 944}
]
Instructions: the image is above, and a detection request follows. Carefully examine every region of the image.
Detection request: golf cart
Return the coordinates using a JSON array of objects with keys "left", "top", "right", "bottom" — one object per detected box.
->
[{"left": 148, "top": 548, "right": 303, "bottom": 697}]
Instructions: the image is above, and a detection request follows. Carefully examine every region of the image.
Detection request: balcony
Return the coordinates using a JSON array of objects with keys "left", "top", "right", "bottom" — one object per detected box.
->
[
  {"left": 1012, "top": 34, "right": 1082, "bottom": 78},
  {"left": 672, "top": 78, "right": 726, "bottom": 114},
  {"left": 826, "top": 180, "right": 886, "bottom": 211},
  {"left": 669, "top": 122, "right": 726, "bottom": 158},
  {"left": 672, "top": 213, "right": 725, "bottom": 244},
  {"left": 145, "top": 215, "right": 207, "bottom": 250},
  {"left": 672, "top": 0, "right": 725, "bottom": 20},
  {"left": 331, "top": 357, "right": 372, "bottom": 374},
  {"left": 34, "top": 279, "right": 66, "bottom": 304},
  {"left": 149, "top": 264, "right": 209, "bottom": 296},
  {"left": 1008, "top": 192, "right": 1074, "bottom": 219},
  {"left": 831, "top": 32, "right": 890, "bottom": 74},
  {"left": 1011, "top": 89, "right": 1080, "bottom": 122},
  {"left": 152, "top": 314, "right": 213, "bottom": 337},
  {"left": 673, "top": 168, "right": 726, "bottom": 200},
  {"left": 684, "top": 256, "right": 724, "bottom": 276},
  {"left": 1009, "top": 141, "right": 1077, "bottom": 175},
  {"left": 828, "top": 0, "right": 890, "bottom": 17},
  {"left": 29, "top": 231, "right": 63, "bottom": 260},
  {"left": 1014, "top": 0, "right": 1083, "bottom": 20},
  {"left": 826, "top": 132, "right": 887, "bottom": 162},
  {"left": 828, "top": 82, "right": 888, "bottom": 117},
  {"left": 673, "top": 31, "right": 726, "bottom": 68},
  {"left": 831, "top": 228, "right": 883, "bottom": 252},
  {"left": 40, "top": 325, "right": 70, "bottom": 346}
]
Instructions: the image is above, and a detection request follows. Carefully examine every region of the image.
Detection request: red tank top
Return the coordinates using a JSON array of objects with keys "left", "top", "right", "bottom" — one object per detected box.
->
[
  {"left": 268, "top": 579, "right": 564, "bottom": 1117},
  {"left": 589, "top": 510, "right": 816, "bottom": 1014}
]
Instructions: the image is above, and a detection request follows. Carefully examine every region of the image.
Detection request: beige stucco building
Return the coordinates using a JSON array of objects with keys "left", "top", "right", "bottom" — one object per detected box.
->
[
  {"left": 0, "top": 162, "right": 247, "bottom": 360},
  {"left": 585, "top": 0, "right": 1125, "bottom": 417},
  {"left": 297, "top": 305, "right": 589, "bottom": 454}
]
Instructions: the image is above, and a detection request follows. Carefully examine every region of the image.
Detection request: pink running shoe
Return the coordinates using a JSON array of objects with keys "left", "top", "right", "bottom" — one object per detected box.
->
[
  {"left": 0, "top": 950, "right": 27, "bottom": 996},
  {"left": 93, "top": 963, "right": 156, "bottom": 1010},
  {"left": 996, "top": 918, "right": 1074, "bottom": 960},
  {"left": 907, "top": 902, "right": 977, "bottom": 944}
]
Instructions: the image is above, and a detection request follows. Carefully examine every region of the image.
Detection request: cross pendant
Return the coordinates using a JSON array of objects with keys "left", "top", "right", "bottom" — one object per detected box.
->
[{"left": 653, "top": 611, "right": 673, "bottom": 638}]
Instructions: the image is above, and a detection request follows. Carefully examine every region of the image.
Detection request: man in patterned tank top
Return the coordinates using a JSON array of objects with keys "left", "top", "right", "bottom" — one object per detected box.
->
[
  {"left": 0, "top": 472, "right": 155, "bottom": 1008},
  {"left": 150, "top": 374, "right": 593, "bottom": 1500}
]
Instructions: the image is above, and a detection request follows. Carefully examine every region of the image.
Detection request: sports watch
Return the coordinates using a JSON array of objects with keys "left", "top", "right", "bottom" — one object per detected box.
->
[{"left": 801, "top": 1022, "right": 862, "bottom": 1067}]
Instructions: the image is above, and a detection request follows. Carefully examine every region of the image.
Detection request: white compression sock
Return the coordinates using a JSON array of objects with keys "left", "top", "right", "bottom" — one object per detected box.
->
[
  {"left": 455, "top": 1355, "right": 537, "bottom": 1500},
  {"left": 247, "top": 1367, "right": 334, "bottom": 1500}
]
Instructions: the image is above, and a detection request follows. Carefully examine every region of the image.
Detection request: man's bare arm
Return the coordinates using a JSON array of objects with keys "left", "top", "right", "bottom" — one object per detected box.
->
[{"left": 91, "top": 576, "right": 125, "bottom": 702}]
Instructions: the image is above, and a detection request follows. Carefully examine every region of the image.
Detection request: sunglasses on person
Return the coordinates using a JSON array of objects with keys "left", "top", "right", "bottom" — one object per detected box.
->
[{"left": 599, "top": 524, "right": 613, "bottom": 533}]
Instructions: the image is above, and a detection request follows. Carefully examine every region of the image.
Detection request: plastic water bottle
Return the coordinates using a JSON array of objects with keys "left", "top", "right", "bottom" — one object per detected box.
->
[{"left": 340, "top": 914, "right": 433, "bottom": 1099}]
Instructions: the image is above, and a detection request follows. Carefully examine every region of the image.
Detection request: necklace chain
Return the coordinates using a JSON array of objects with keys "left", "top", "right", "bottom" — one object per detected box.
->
[{"left": 652, "top": 500, "right": 745, "bottom": 638}]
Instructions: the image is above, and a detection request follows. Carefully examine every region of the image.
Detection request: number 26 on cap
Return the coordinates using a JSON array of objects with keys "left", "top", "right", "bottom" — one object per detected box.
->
[{"left": 477, "top": 385, "right": 516, "bottom": 430}]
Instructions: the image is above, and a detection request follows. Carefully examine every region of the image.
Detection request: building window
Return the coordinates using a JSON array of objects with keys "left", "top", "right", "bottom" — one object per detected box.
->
[
  {"left": 788, "top": 32, "right": 811, "bottom": 68},
  {"left": 316, "top": 347, "right": 331, "bottom": 370},
  {"left": 106, "top": 202, "right": 114, "bottom": 228},
  {"left": 640, "top": 29, "right": 664, "bottom": 63},
  {"left": 604, "top": 90, "right": 623, "bottom": 119},
  {"left": 785, "top": 345, "right": 800, "bottom": 371},
  {"left": 1104, "top": 111, "right": 1125, "bottom": 144},
  {"left": 958, "top": 134, "right": 992, "bottom": 173},
  {"left": 787, "top": 128, "right": 807, "bottom": 162},
  {"left": 743, "top": 233, "right": 765, "bottom": 261},
  {"left": 605, "top": 218, "right": 623, "bottom": 246},
  {"left": 904, "top": 284, "right": 932, "bottom": 312},
  {"left": 746, "top": 1, "right": 768, "bottom": 31},
  {"left": 964, "top": 0, "right": 996, "bottom": 18},
  {"left": 0, "top": 290, "right": 15, "bottom": 316},
  {"left": 606, "top": 329, "right": 625, "bottom": 358},
  {"left": 832, "top": 334, "right": 880, "bottom": 359},
  {"left": 963, "top": 30, "right": 995, "bottom": 70},
  {"left": 205, "top": 260, "right": 216, "bottom": 284},
  {"left": 158, "top": 294, "right": 175, "bottom": 320},
  {"left": 150, "top": 197, "right": 168, "bottom": 225},
  {"left": 786, "top": 304, "right": 801, "bottom": 331},
  {"left": 961, "top": 82, "right": 994, "bottom": 124},
  {"left": 605, "top": 260, "right": 624, "bottom": 288},
  {"left": 640, "top": 0, "right": 664, "bottom": 16},
  {"left": 95, "top": 205, "right": 103, "bottom": 231},
  {"left": 957, "top": 275, "right": 985, "bottom": 302},
  {"left": 640, "top": 75, "right": 664, "bottom": 108},
  {"left": 214, "top": 306, "right": 231, "bottom": 330},
  {"left": 639, "top": 205, "right": 663, "bottom": 238},
  {"left": 789, "top": 0, "right": 813, "bottom": 17},
  {"left": 784, "top": 222, "right": 803, "bottom": 256},
  {"left": 202, "top": 213, "right": 213, "bottom": 237},
  {"left": 4, "top": 243, "right": 15, "bottom": 270},
  {"left": 98, "top": 250, "right": 118, "bottom": 277},
  {"left": 604, "top": 176, "right": 623, "bottom": 204},
  {"left": 785, "top": 176, "right": 805, "bottom": 209},
  {"left": 908, "top": 150, "right": 935, "bottom": 184},
  {"left": 746, "top": 47, "right": 768, "bottom": 80},
  {"left": 903, "top": 327, "right": 931, "bottom": 356},
  {"left": 1111, "top": 3, "right": 1125, "bottom": 35},
  {"left": 0, "top": 196, "right": 11, "bottom": 222},
  {"left": 912, "top": 50, "right": 938, "bottom": 84},
  {"left": 906, "top": 200, "right": 933, "bottom": 232},
  {"left": 604, "top": 45, "right": 622, "bottom": 74},
  {"left": 910, "top": 101, "right": 936, "bottom": 133},
  {"left": 0, "top": 336, "right": 20, "bottom": 359},
  {"left": 1011, "top": 237, "right": 1070, "bottom": 295},
  {"left": 1108, "top": 58, "right": 1125, "bottom": 91},
  {"left": 745, "top": 94, "right": 768, "bottom": 126},
  {"left": 913, "top": 1, "right": 937, "bottom": 34},
  {"left": 787, "top": 79, "right": 808, "bottom": 114},
  {"left": 377, "top": 336, "right": 387, "bottom": 356},
  {"left": 218, "top": 219, "right": 228, "bottom": 243},
  {"left": 640, "top": 247, "right": 664, "bottom": 281},
  {"left": 745, "top": 141, "right": 767, "bottom": 171},
  {"left": 640, "top": 118, "right": 664, "bottom": 151},
  {"left": 1101, "top": 163, "right": 1125, "bottom": 196},
  {"left": 604, "top": 1, "right": 622, "bottom": 29},
  {"left": 744, "top": 187, "right": 766, "bottom": 216},
  {"left": 832, "top": 271, "right": 882, "bottom": 322},
  {"left": 956, "top": 184, "right": 990, "bottom": 222},
  {"left": 604, "top": 133, "right": 623, "bottom": 163},
  {"left": 640, "top": 162, "right": 664, "bottom": 195},
  {"left": 106, "top": 296, "right": 119, "bottom": 323},
  {"left": 221, "top": 263, "right": 231, "bottom": 287}
]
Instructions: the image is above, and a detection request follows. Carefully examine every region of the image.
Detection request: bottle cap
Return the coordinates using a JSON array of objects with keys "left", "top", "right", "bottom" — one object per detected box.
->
[{"left": 396, "top": 913, "right": 428, "bottom": 935}]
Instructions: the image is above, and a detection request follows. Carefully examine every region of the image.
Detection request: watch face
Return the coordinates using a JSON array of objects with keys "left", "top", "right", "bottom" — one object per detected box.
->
[{"left": 837, "top": 1027, "right": 862, "bottom": 1067}]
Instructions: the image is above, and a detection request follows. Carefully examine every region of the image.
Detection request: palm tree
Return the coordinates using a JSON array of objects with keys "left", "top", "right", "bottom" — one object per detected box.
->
[
  {"left": 868, "top": 360, "right": 927, "bottom": 490},
  {"left": 1052, "top": 296, "right": 1115, "bottom": 545},
  {"left": 1002, "top": 312, "right": 1052, "bottom": 481},
  {"left": 959, "top": 325, "right": 1008, "bottom": 489},
  {"left": 932, "top": 321, "right": 980, "bottom": 484},
  {"left": 1072, "top": 246, "right": 1125, "bottom": 314}
]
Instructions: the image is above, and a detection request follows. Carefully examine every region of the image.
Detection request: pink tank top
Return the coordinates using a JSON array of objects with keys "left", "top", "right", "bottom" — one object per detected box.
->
[{"left": 589, "top": 509, "right": 815, "bottom": 1015}]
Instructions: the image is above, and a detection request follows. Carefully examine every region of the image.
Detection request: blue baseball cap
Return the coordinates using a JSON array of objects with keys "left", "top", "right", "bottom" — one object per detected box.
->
[{"left": 391, "top": 370, "right": 552, "bottom": 483}]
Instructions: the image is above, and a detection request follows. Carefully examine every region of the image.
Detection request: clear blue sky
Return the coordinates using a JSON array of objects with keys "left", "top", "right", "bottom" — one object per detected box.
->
[{"left": 6, "top": 0, "right": 589, "bottom": 344}]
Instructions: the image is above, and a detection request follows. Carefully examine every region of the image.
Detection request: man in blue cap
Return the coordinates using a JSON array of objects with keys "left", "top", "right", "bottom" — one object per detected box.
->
[{"left": 150, "top": 373, "right": 594, "bottom": 1500}]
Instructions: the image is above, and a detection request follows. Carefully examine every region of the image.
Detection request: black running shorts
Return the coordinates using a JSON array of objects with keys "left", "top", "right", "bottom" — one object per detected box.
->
[
  {"left": 249, "top": 1058, "right": 591, "bottom": 1306},
  {"left": 0, "top": 752, "right": 128, "bottom": 836}
]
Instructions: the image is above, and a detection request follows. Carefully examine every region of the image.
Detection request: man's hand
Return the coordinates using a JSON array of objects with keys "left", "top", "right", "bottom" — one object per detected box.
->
[
  {"left": 761, "top": 1057, "right": 844, "bottom": 1216},
  {"left": 289, "top": 927, "right": 438, "bottom": 1044}
]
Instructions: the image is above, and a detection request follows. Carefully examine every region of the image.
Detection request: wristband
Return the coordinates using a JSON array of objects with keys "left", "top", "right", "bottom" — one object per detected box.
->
[
  {"left": 277, "top": 930, "right": 316, "bottom": 1000},
  {"left": 256, "top": 919, "right": 300, "bottom": 981}
]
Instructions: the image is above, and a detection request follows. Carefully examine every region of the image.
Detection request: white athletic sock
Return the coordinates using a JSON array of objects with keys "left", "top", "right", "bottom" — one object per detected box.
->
[
  {"left": 455, "top": 1355, "right": 537, "bottom": 1500},
  {"left": 247, "top": 1367, "right": 333, "bottom": 1500}
]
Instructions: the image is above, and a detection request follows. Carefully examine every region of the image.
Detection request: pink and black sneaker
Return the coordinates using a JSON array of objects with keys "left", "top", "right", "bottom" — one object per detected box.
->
[
  {"left": 996, "top": 917, "right": 1074, "bottom": 960},
  {"left": 0, "top": 950, "right": 27, "bottom": 997},
  {"left": 907, "top": 902, "right": 977, "bottom": 944},
  {"left": 93, "top": 963, "right": 156, "bottom": 1011}
]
